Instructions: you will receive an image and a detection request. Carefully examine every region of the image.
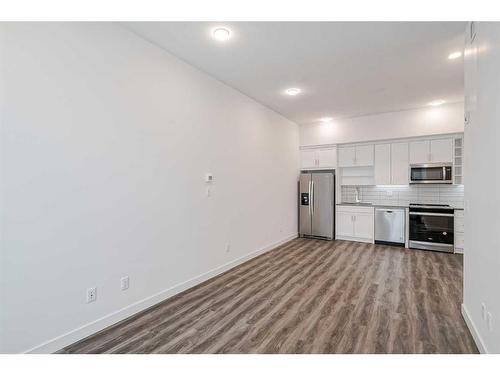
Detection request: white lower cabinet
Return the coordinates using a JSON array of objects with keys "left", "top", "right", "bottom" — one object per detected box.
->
[
  {"left": 336, "top": 211, "right": 355, "bottom": 237},
  {"left": 336, "top": 205, "right": 374, "bottom": 243},
  {"left": 454, "top": 210, "right": 464, "bottom": 253},
  {"left": 353, "top": 213, "right": 374, "bottom": 239}
]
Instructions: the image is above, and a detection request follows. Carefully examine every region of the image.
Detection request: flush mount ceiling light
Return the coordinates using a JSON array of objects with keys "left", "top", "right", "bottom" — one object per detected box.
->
[
  {"left": 319, "top": 117, "right": 333, "bottom": 123},
  {"left": 428, "top": 99, "right": 446, "bottom": 107},
  {"left": 285, "top": 88, "right": 301, "bottom": 96},
  {"left": 212, "top": 27, "right": 231, "bottom": 42},
  {"left": 448, "top": 51, "right": 462, "bottom": 60}
]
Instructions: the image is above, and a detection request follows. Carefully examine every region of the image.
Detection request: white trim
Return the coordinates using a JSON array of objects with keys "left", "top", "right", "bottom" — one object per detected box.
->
[
  {"left": 23, "top": 232, "right": 298, "bottom": 354},
  {"left": 461, "top": 303, "right": 488, "bottom": 354},
  {"left": 300, "top": 132, "right": 465, "bottom": 150},
  {"left": 335, "top": 236, "right": 373, "bottom": 244}
]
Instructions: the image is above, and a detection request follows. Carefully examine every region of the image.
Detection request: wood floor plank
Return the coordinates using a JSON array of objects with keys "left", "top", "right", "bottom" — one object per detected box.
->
[{"left": 60, "top": 239, "right": 479, "bottom": 354}]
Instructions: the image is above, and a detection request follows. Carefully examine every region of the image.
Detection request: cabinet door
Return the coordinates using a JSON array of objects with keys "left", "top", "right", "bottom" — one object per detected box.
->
[
  {"left": 430, "top": 138, "right": 453, "bottom": 163},
  {"left": 338, "top": 147, "right": 356, "bottom": 167},
  {"left": 300, "top": 149, "right": 317, "bottom": 169},
  {"left": 355, "top": 145, "right": 374, "bottom": 166},
  {"left": 353, "top": 213, "right": 373, "bottom": 240},
  {"left": 391, "top": 142, "right": 409, "bottom": 185},
  {"left": 374, "top": 144, "right": 391, "bottom": 185},
  {"left": 318, "top": 147, "right": 337, "bottom": 168},
  {"left": 409, "top": 140, "right": 430, "bottom": 164},
  {"left": 336, "top": 212, "right": 354, "bottom": 237}
]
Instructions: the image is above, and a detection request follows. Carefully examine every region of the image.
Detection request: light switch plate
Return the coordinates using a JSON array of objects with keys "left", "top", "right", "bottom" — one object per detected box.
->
[{"left": 120, "top": 276, "right": 129, "bottom": 291}]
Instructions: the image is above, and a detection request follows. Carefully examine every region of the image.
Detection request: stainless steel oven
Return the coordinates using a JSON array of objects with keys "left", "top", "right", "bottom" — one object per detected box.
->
[
  {"left": 409, "top": 163, "right": 453, "bottom": 184},
  {"left": 409, "top": 204, "right": 454, "bottom": 253}
]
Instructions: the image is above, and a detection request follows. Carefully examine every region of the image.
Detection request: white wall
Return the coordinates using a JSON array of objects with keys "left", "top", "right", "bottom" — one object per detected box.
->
[
  {"left": 0, "top": 23, "right": 299, "bottom": 353},
  {"left": 462, "top": 22, "right": 500, "bottom": 354},
  {"left": 300, "top": 102, "right": 464, "bottom": 146}
]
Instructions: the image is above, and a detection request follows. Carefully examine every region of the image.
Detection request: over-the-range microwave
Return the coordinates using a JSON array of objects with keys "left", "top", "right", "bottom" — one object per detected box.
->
[{"left": 409, "top": 163, "right": 453, "bottom": 184}]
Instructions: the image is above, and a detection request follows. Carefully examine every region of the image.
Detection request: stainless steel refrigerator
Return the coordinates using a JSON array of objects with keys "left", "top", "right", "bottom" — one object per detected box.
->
[{"left": 299, "top": 171, "right": 335, "bottom": 240}]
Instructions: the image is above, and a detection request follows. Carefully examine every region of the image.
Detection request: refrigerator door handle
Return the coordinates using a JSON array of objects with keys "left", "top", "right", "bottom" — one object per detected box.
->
[
  {"left": 308, "top": 180, "right": 312, "bottom": 218},
  {"left": 311, "top": 180, "right": 314, "bottom": 216}
]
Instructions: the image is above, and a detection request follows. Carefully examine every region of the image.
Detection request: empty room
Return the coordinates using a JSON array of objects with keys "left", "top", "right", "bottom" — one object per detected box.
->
[{"left": 1, "top": 2, "right": 500, "bottom": 372}]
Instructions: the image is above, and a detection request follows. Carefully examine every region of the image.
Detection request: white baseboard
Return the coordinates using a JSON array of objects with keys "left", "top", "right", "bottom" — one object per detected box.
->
[
  {"left": 461, "top": 303, "right": 488, "bottom": 354},
  {"left": 335, "top": 235, "right": 373, "bottom": 244},
  {"left": 24, "top": 232, "right": 298, "bottom": 354}
]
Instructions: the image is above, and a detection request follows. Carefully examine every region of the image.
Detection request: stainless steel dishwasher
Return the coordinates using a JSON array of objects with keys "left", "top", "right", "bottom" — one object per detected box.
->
[{"left": 374, "top": 207, "right": 405, "bottom": 247}]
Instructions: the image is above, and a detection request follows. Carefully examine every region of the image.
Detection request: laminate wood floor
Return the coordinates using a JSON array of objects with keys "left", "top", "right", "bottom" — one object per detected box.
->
[{"left": 60, "top": 238, "right": 478, "bottom": 354}]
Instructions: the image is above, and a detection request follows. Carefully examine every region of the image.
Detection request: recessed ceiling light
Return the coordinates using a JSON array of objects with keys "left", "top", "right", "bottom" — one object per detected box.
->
[
  {"left": 428, "top": 100, "right": 446, "bottom": 107},
  {"left": 212, "top": 27, "right": 231, "bottom": 42},
  {"left": 285, "top": 88, "right": 301, "bottom": 96},
  {"left": 320, "top": 117, "right": 333, "bottom": 122},
  {"left": 448, "top": 51, "right": 462, "bottom": 60}
]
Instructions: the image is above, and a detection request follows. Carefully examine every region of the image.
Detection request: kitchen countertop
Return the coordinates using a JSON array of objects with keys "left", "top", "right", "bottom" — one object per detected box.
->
[
  {"left": 337, "top": 202, "right": 464, "bottom": 210},
  {"left": 337, "top": 202, "right": 406, "bottom": 209}
]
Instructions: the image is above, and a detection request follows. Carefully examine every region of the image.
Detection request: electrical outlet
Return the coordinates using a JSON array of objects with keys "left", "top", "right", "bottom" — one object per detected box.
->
[
  {"left": 482, "top": 303, "right": 487, "bottom": 320},
  {"left": 386, "top": 190, "right": 393, "bottom": 197},
  {"left": 487, "top": 312, "right": 493, "bottom": 331},
  {"left": 225, "top": 243, "right": 231, "bottom": 253},
  {"left": 86, "top": 287, "right": 97, "bottom": 303},
  {"left": 121, "top": 276, "right": 130, "bottom": 291}
]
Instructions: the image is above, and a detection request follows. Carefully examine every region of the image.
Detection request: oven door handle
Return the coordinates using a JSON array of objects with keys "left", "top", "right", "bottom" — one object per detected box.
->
[{"left": 409, "top": 212, "right": 454, "bottom": 217}]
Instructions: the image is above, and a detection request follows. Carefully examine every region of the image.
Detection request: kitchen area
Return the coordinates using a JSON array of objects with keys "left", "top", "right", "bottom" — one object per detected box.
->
[{"left": 299, "top": 131, "right": 465, "bottom": 254}]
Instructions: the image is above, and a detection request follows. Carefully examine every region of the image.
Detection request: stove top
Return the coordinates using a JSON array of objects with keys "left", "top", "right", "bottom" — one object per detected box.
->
[
  {"left": 409, "top": 203, "right": 453, "bottom": 212},
  {"left": 409, "top": 203, "right": 450, "bottom": 207}
]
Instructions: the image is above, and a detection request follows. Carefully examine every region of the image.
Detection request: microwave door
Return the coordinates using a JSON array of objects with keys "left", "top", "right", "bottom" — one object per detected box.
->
[{"left": 411, "top": 166, "right": 446, "bottom": 183}]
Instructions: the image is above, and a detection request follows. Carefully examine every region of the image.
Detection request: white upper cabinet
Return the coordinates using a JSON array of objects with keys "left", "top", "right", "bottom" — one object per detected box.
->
[
  {"left": 300, "top": 149, "right": 317, "bottom": 169},
  {"left": 391, "top": 142, "right": 409, "bottom": 185},
  {"left": 317, "top": 147, "right": 337, "bottom": 168},
  {"left": 409, "top": 140, "right": 429, "bottom": 164},
  {"left": 374, "top": 144, "right": 391, "bottom": 185},
  {"left": 409, "top": 138, "right": 453, "bottom": 164},
  {"left": 338, "top": 146, "right": 356, "bottom": 167},
  {"left": 338, "top": 145, "right": 374, "bottom": 167},
  {"left": 300, "top": 147, "right": 337, "bottom": 169},
  {"left": 374, "top": 142, "right": 409, "bottom": 185},
  {"left": 355, "top": 145, "right": 374, "bottom": 166},
  {"left": 430, "top": 138, "right": 453, "bottom": 163}
]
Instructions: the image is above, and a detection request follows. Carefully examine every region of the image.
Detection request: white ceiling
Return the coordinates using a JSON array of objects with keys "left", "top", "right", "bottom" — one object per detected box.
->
[{"left": 124, "top": 22, "right": 465, "bottom": 125}]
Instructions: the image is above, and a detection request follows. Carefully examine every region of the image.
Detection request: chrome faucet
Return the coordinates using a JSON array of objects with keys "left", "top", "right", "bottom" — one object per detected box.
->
[{"left": 355, "top": 186, "right": 361, "bottom": 203}]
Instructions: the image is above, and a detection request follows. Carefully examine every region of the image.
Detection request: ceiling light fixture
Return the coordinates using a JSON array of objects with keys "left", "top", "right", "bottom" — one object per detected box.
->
[
  {"left": 212, "top": 27, "right": 231, "bottom": 42},
  {"left": 285, "top": 88, "right": 301, "bottom": 96},
  {"left": 428, "top": 99, "right": 446, "bottom": 107},
  {"left": 320, "top": 117, "right": 333, "bottom": 123},
  {"left": 448, "top": 51, "right": 462, "bottom": 60}
]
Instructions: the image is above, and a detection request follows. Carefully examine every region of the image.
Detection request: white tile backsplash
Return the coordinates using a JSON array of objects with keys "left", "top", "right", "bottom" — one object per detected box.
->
[{"left": 341, "top": 184, "right": 464, "bottom": 208}]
